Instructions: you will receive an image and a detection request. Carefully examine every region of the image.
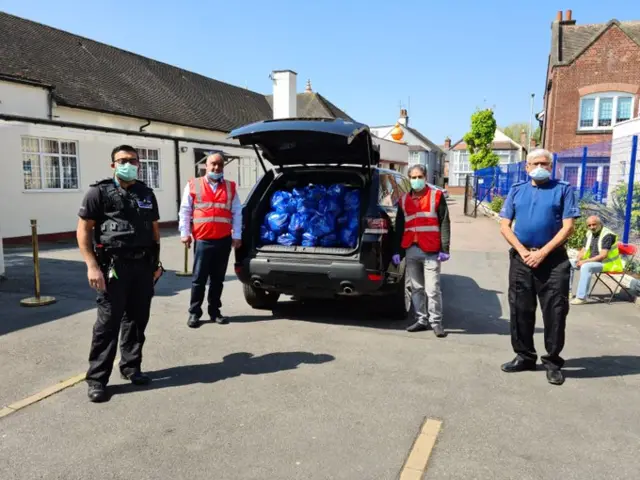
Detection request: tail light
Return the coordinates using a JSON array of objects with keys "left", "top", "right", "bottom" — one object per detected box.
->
[{"left": 365, "top": 217, "right": 389, "bottom": 234}]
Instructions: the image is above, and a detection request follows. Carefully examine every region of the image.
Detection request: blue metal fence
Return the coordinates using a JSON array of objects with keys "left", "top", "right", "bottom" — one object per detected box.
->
[{"left": 473, "top": 136, "right": 639, "bottom": 244}]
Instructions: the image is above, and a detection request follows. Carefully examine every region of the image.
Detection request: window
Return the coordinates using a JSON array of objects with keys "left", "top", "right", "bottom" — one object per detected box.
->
[
  {"left": 21, "top": 136, "right": 79, "bottom": 191},
  {"left": 136, "top": 147, "right": 160, "bottom": 188},
  {"left": 578, "top": 92, "right": 635, "bottom": 130}
]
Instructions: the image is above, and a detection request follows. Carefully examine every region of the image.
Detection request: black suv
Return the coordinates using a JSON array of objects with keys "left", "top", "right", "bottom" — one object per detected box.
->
[{"left": 228, "top": 118, "right": 411, "bottom": 319}]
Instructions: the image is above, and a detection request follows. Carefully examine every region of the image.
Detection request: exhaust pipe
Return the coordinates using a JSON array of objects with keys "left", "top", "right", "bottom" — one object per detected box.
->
[
  {"left": 341, "top": 283, "right": 354, "bottom": 294},
  {"left": 252, "top": 279, "right": 262, "bottom": 288}
]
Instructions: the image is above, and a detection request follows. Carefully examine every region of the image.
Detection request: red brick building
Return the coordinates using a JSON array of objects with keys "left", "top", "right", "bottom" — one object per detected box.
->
[{"left": 540, "top": 10, "right": 640, "bottom": 153}]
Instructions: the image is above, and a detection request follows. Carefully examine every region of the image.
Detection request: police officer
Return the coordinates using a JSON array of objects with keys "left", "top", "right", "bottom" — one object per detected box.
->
[
  {"left": 77, "top": 145, "right": 163, "bottom": 402},
  {"left": 499, "top": 148, "right": 581, "bottom": 386}
]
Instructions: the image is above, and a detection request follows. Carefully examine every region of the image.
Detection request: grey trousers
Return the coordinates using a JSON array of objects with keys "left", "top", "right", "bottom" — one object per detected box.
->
[{"left": 405, "top": 245, "right": 443, "bottom": 326}]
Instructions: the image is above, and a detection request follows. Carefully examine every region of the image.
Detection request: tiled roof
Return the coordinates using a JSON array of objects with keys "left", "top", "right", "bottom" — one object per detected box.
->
[
  {"left": 552, "top": 19, "right": 640, "bottom": 67},
  {"left": 0, "top": 12, "right": 352, "bottom": 132},
  {"left": 264, "top": 92, "right": 354, "bottom": 121}
]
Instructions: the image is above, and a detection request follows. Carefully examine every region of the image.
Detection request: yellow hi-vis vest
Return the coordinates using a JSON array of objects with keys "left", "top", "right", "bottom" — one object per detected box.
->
[{"left": 583, "top": 226, "right": 624, "bottom": 273}]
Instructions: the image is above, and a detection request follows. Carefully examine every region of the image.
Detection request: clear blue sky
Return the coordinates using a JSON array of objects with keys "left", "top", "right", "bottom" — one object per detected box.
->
[{"left": 2, "top": 0, "right": 639, "bottom": 144}]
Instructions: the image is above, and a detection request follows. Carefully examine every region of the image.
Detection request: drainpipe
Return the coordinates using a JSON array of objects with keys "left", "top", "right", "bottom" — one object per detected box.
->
[{"left": 174, "top": 140, "right": 182, "bottom": 218}]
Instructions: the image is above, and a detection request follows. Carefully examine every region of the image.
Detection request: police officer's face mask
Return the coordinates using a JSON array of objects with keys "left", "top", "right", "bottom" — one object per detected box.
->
[{"left": 115, "top": 162, "right": 139, "bottom": 182}]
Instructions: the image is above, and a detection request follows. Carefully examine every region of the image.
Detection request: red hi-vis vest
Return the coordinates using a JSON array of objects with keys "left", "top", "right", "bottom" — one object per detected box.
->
[
  {"left": 400, "top": 188, "right": 442, "bottom": 253},
  {"left": 189, "top": 177, "right": 237, "bottom": 240}
]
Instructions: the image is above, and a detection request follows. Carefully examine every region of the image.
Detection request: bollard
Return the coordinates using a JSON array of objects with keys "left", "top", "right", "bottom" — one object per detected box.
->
[
  {"left": 20, "top": 219, "right": 57, "bottom": 307},
  {"left": 175, "top": 242, "right": 192, "bottom": 276}
]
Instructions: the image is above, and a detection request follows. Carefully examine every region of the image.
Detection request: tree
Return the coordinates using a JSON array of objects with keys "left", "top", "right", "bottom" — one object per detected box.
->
[
  {"left": 502, "top": 122, "right": 541, "bottom": 146},
  {"left": 463, "top": 109, "right": 500, "bottom": 170}
]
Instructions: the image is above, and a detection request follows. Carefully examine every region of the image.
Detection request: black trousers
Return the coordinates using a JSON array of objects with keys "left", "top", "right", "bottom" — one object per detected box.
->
[
  {"left": 86, "top": 258, "right": 154, "bottom": 386},
  {"left": 189, "top": 236, "right": 232, "bottom": 318},
  {"left": 508, "top": 247, "right": 571, "bottom": 369}
]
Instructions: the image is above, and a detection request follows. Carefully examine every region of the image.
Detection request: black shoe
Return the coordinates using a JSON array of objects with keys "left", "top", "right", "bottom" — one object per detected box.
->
[
  {"left": 406, "top": 322, "right": 429, "bottom": 333},
  {"left": 501, "top": 357, "right": 537, "bottom": 373},
  {"left": 432, "top": 324, "right": 447, "bottom": 338},
  {"left": 120, "top": 371, "right": 152, "bottom": 386},
  {"left": 546, "top": 368, "right": 565, "bottom": 385},
  {"left": 88, "top": 384, "right": 108, "bottom": 403},
  {"left": 187, "top": 314, "right": 201, "bottom": 328},
  {"left": 213, "top": 313, "right": 229, "bottom": 325}
]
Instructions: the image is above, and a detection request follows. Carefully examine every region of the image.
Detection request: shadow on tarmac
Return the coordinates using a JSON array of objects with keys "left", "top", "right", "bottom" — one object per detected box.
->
[
  {"left": 563, "top": 355, "right": 640, "bottom": 379},
  {"left": 109, "top": 351, "right": 335, "bottom": 396}
]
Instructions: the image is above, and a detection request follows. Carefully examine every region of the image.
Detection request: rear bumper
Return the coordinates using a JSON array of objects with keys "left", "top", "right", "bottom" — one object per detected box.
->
[{"left": 236, "top": 257, "right": 397, "bottom": 297}]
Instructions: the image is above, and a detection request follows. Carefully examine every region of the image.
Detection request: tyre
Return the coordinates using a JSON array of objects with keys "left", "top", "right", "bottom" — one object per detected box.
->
[
  {"left": 380, "top": 275, "right": 411, "bottom": 320},
  {"left": 243, "top": 283, "right": 281, "bottom": 310}
]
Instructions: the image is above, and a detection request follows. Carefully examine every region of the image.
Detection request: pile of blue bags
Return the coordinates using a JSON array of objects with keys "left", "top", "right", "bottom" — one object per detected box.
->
[{"left": 260, "top": 183, "right": 361, "bottom": 248}]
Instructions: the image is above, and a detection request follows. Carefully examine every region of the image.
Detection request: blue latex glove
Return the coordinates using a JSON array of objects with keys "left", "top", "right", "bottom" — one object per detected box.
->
[
  {"left": 392, "top": 254, "right": 401, "bottom": 266},
  {"left": 437, "top": 252, "right": 450, "bottom": 262}
]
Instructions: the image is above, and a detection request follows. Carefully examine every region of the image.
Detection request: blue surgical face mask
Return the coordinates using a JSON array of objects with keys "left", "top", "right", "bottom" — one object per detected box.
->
[
  {"left": 529, "top": 167, "right": 551, "bottom": 182},
  {"left": 410, "top": 178, "right": 426, "bottom": 191},
  {"left": 115, "top": 163, "right": 138, "bottom": 182},
  {"left": 208, "top": 172, "right": 223, "bottom": 181}
]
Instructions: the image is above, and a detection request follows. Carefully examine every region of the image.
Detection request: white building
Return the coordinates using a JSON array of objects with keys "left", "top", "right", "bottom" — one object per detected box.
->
[
  {"left": 0, "top": 12, "right": 355, "bottom": 278},
  {"left": 372, "top": 136, "right": 410, "bottom": 174},
  {"left": 370, "top": 109, "right": 445, "bottom": 185},
  {"left": 611, "top": 117, "right": 640, "bottom": 192},
  {"left": 445, "top": 129, "right": 528, "bottom": 188}
]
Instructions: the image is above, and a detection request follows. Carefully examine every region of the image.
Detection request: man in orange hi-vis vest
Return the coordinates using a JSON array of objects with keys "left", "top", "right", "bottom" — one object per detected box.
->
[
  {"left": 392, "top": 164, "right": 450, "bottom": 338},
  {"left": 178, "top": 152, "right": 242, "bottom": 328}
]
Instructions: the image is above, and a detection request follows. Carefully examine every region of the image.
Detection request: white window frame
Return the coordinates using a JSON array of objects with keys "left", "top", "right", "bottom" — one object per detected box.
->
[
  {"left": 578, "top": 92, "right": 635, "bottom": 131},
  {"left": 135, "top": 147, "right": 161, "bottom": 189},
  {"left": 21, "top": 136, "right": 81, "bottom": 192}
]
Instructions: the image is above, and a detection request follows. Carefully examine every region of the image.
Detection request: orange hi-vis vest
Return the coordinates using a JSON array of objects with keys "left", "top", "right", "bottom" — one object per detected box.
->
[
  {"left": 400, "top": 187, "right": 442, "bottom": 253},
  {"left": 189, "top": 177, "right": 237, "bottom": 240}
]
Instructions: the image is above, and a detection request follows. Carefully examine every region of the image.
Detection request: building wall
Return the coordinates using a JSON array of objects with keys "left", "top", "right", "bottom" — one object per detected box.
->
[
  {"left": 544, "top": 26, "right": 640, "bottom": 153},
  {"left": 610, "top": 118, "right": 640, "bottom": 194},
  {"left": 0, "top": 83, "right": 260, "bottom": 240},
  {"left": 0, "top": 80, "right": 50, "bottom": 118}
]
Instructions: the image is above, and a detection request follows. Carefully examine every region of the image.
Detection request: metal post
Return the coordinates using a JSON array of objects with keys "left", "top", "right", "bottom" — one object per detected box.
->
[
  {"left": 551, "top": 153, "right": 557, "bottom": 180},
  {"left": 175, "top": 242, "right": 193, "bottom": 276},
  {"left": 528, "top": 93, "right": 535, "bottom": 148},
  {"left": 20, "top": 220, "right": 56, "bottom": 307},
  {"left": 579, "top": 146, "right": 588, "bottom": 199},
  {"left": 622, "top": 135, "right": 638, "bottom": 244}
]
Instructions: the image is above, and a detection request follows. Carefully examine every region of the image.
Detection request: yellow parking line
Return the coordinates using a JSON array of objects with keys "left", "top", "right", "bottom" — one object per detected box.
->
[
  {"left": 0, "top": 373, "right": 86, "bottom": 419},
  {"left": 399, "top": 418, "right": 442, "bottom": 479}
]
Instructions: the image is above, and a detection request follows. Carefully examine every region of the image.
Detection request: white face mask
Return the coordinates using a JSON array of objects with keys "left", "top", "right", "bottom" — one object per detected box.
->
[{"left": 529, "top": 167, "right": 551, "bottom": 181}]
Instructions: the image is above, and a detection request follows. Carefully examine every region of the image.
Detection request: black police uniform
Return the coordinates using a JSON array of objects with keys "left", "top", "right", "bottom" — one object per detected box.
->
[{"left": 78, "top": 178, "right": 160, "bottom": 390}]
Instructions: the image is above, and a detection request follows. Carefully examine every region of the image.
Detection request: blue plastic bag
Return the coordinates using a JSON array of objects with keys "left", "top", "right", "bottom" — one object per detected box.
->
[
  {"left": 337, "top": 213, "right": 359, "bottom": 229},
  {"left": 292, "top": 187, "right": 308, "bottom": 199},
  {"left": 301, "top": 232, "right": 318, "bottom": 247},
  {"left": 260, "top": 225, "right": 276, "bottom": 244},
  {"left": 344, "top": 190, "right": 360, "bottom": 212},
  {"left": 307, "top": 213, "right": 336, "bottom": 238},
  {"left": 288, "top": 212, "right": 310, "bottom": 234},
  {"left": 277, "top": 232, "right": 299, "bottom": 246},
  {"left": 266, "top": 212, "right": 289, "bottom": 234},
  {"left": 296, "top": 196, "right": 318, "bottom": 214},
  {"left": 318, "top": 196, "right": 341, "bottom": 215},
  {"left": 307, "top": 184, "right": 326, "bottom": 202},
  {"left": 271, "top": 191, "right": 292, "bottom": 212},
  {"left": 339, "top": 227, "right": 358, "bottom": 248},
  {"left": 327, "top": 183, "right": 347, "bottom": 203},
  {"left": 319, "top": 233, "right": 339, "bottom": 247}
]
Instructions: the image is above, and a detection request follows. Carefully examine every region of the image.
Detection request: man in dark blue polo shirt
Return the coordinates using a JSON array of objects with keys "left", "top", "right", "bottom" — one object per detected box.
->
[{"left": 499, "top": 148, "right": 581, "bottom": 386}]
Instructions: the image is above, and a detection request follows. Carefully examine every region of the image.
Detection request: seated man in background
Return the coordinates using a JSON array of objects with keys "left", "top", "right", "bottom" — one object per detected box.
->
[{"left": 570, "top": 216, "right": 622, "bottom": 305}]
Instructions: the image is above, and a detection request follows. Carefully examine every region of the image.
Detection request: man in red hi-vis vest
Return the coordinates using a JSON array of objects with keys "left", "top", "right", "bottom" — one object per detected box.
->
[
  {"left": 392, "top": 164, "right": 450, "bottom": 338},
  {"left": 178, "top": 152, "right": 242, "bottom": 328}
]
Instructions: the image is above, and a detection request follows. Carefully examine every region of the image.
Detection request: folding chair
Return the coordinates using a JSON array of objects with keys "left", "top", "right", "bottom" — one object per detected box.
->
[{"left": 588, "top": 243, "right": 638, "bottom": 304}]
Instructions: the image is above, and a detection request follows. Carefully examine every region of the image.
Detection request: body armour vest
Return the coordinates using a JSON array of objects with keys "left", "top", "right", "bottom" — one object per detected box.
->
[{"left": 92, "top": 178, "right": 156, "bottom": 250}]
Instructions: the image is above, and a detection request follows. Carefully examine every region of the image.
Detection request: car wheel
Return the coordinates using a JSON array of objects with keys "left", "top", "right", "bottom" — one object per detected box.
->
[
  {"left": 243, "top": 283, "right": 281, "bottom": 310},
  {"left": 381, "top": 276, "right": 411, "bottom": 320}
]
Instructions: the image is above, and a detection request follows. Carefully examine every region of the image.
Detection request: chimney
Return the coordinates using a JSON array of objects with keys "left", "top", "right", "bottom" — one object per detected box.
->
[
  {"left": 271, "top": 70, "right": 297, "bottom": 119},
  {"left": 398, "top": 108, "right": 409, "bottom": 127},
  {"left": 520, "top": 129, "right": 527, "bottom": 147},
  {"left": 444, "top": 137, "right": 451, "bottom": 150},
  {"left": 561, "top": 9, "right": 576, "bottom": 25},
  {"left": 555, "top": 10, "right": 563, "bottom": 22}
]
